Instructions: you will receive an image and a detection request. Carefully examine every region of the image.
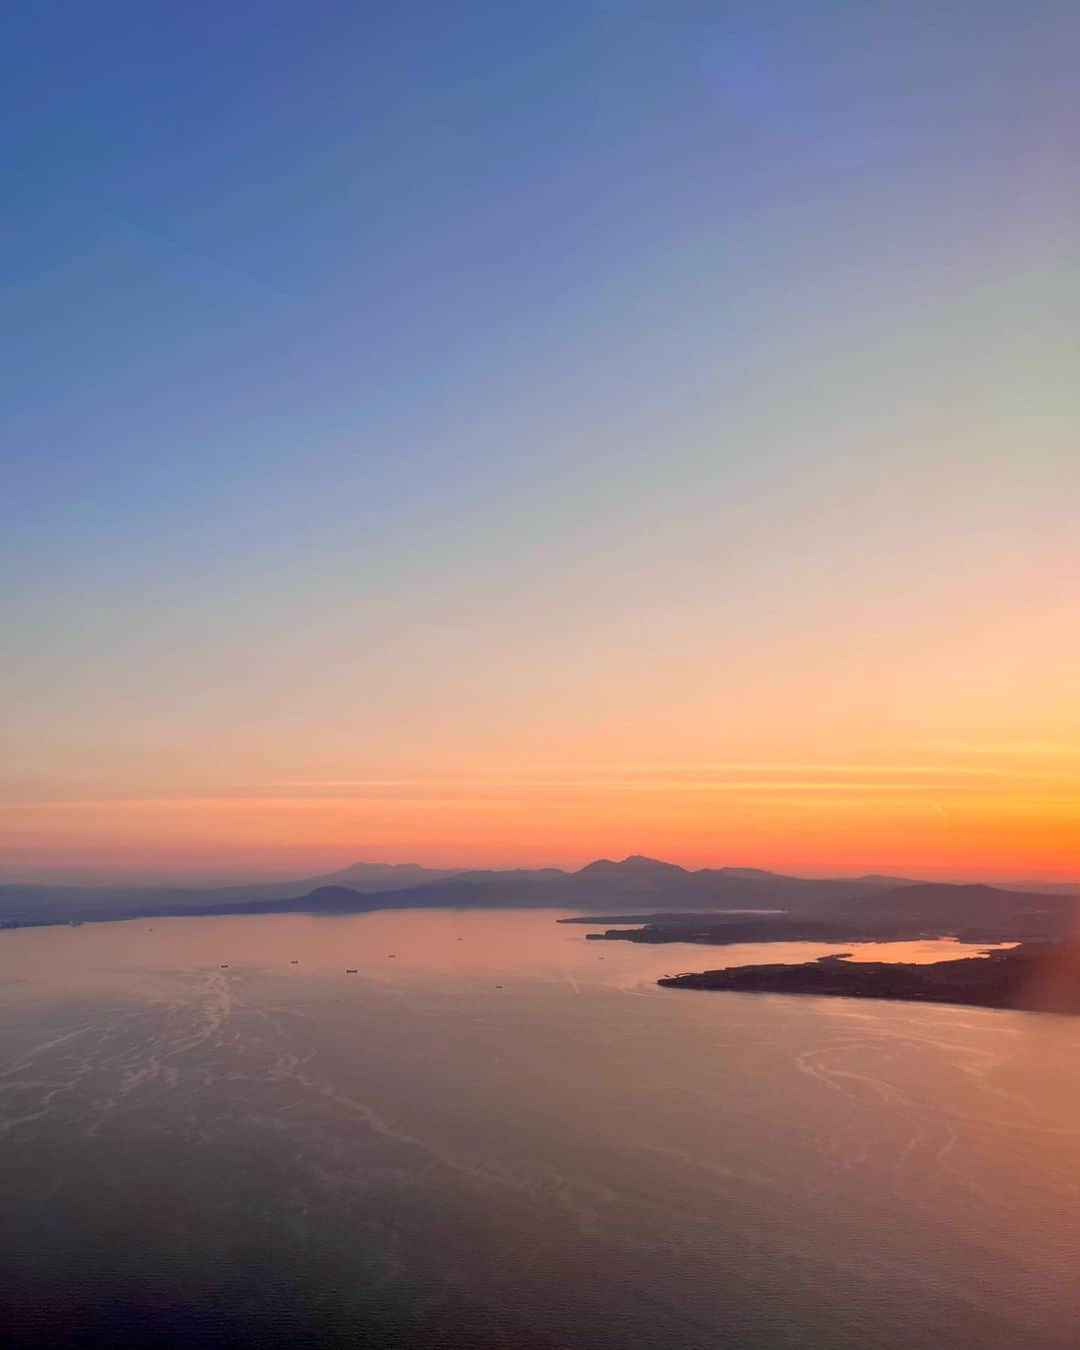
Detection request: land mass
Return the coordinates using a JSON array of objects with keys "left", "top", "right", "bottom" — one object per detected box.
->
[
  {"left": 657, "top": 944, "right": 1080, "bottom": 1017},
  {"left": 570, "top": 888, "right": 1080, "bottom": 1014},
  {"left": 571, "top": 881, "right": 1075, "bottom": 947},
  {"left": 0, "top": 856, "right": 914, "bottom": 929},
  {"left": 3, "top": 859, "right": 1077, "bottom": 962}
]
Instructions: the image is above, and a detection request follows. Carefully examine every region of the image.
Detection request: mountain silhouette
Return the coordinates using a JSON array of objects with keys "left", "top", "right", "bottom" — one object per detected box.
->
[
  {"left": 4, "top": 859, "right": 1075, "bottom": 939},
  {"left": 832, "top": 882, "right": 1074, "bottom": 936},
  {"left": 577, "top": 855, "right": 687, "bottom": 879}
]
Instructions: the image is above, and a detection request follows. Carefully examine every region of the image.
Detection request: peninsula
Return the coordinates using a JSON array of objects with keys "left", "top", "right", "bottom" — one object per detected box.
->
[{"left": 656, "top": 944, "right": 1080, "bottom": 1017}]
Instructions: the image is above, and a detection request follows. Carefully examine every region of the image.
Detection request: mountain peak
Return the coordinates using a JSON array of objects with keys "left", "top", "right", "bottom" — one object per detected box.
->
[{"left": 577, "top": 855, "right": 686, "bottom": 878}]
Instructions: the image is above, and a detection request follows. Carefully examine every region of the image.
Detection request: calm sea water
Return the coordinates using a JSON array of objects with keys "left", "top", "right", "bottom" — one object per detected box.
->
[{"left": 2, "top": 909, "right": 1078, "bottom": 1349}]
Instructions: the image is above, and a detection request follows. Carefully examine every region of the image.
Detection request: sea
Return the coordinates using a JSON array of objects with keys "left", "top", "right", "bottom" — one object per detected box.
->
[{"left": 2, "top": 908, "right": 1079, "bottom": 1349}]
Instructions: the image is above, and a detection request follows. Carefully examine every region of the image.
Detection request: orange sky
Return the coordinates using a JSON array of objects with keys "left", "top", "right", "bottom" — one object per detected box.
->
[
  {"left": 6, "top": 536, "right": 1079, "bottom": 881},
  {"left": 5, "top": 743, "right": 1080, "bottom": 883},
  {"left": 5, "top": 525, "right": 1080, "bottom": 882}
]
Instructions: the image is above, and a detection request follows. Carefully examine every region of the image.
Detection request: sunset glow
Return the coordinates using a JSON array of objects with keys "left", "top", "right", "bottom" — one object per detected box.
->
[{"left": 7, "top": 743, "right": 1080, "bottom": 882}]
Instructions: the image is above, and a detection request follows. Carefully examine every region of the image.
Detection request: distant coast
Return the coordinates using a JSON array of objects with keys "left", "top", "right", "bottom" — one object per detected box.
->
[{"left": 657, "top": 945, "right": 1080, "bottom": 1017}]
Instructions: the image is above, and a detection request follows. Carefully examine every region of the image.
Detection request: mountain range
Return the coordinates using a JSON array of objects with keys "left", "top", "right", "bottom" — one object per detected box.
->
[{"left": 2, "top": 855, "right": 1076, "bottom": 939}]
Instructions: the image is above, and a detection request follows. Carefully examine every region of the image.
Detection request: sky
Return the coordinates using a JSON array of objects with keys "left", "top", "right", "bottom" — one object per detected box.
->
[{"left": 3, "top": 1, "right": 1078, "bottom": 883}]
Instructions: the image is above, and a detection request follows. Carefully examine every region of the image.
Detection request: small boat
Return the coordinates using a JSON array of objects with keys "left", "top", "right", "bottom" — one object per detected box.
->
[
  {"left": 220, "top": 964, "right": 229, "bottom": 969},
  {"left": 345, "top": 968, "right": 358, "bottom": 974},
  {"left": 289, "top": 959, "right": 299, "bottom": 964},
  {"left": 387, "top": 954, "right": 396, "bottom": 958}
]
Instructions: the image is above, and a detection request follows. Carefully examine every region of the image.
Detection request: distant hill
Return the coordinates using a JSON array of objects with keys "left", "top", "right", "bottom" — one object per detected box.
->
[
  {"left": 829, "top": 881, "right": 1078, "bottom": 940},
  {"left": 198, "top": 860, "right": 464, "bottom": 903},
  {"left": 263, "top": 872, "right": 1080, "bottom": 943},
  {"left": 0, "top": 862, "right": 464, "bottom": 926},
  {"left": 5, "top": 857, "right": 1071, "bottom": 937},
  {"left": 576, "top": 855, "right": 687, "bottom": 882},
  {"left": 245, "top": 858, "right": 908, "bottom": 921}
]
